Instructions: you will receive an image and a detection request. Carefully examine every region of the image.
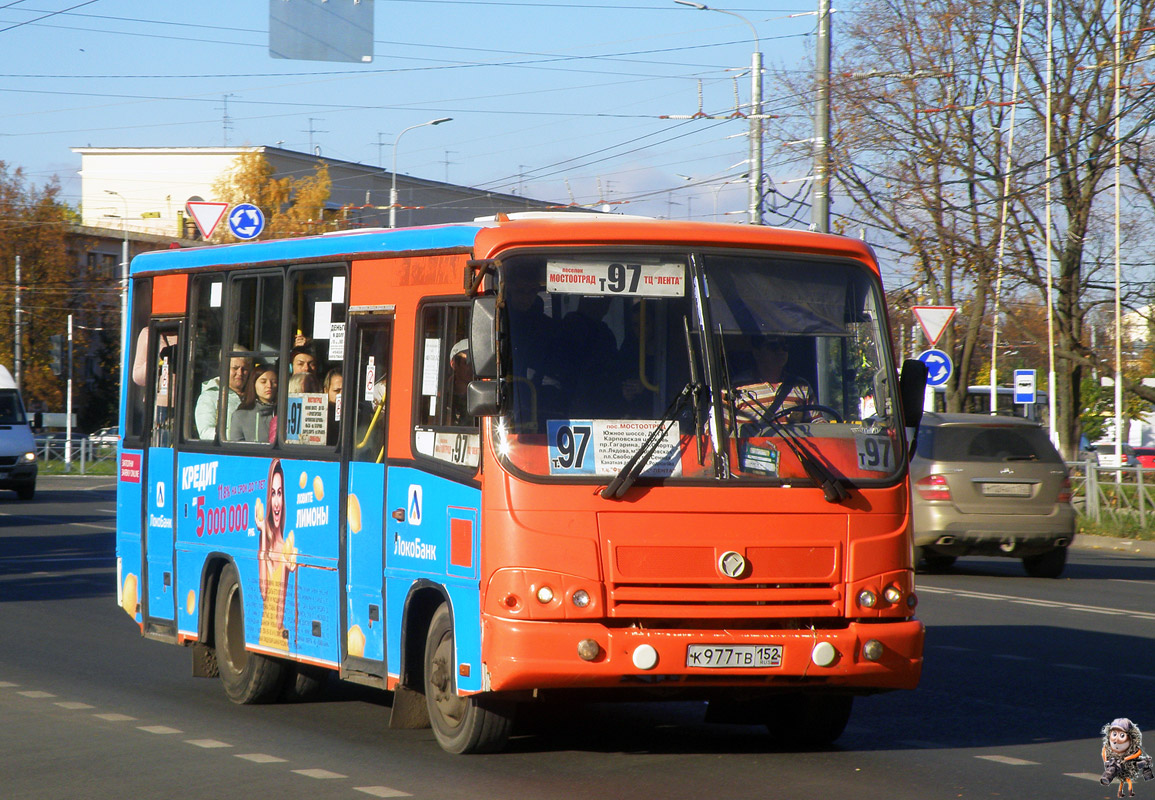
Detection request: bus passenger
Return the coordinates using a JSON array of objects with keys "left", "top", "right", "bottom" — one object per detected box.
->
[
  {"left": 289, "top": 345, "right": 319, "bottom": 377},
  {"left": 229, "top": 364, "right": 278, "bottom": 442},
  {"left": 323, "top": 367, "right": 343, "bottom": 445},
  {"left": 194, "top": 350, "right": 251, "bottom": 440},
  {"left": 447, "top": 339, "right": 474, "bottom": 426},
  {"left": 257, "top": 458, "right": 295, "bottom": 652},
  {"left": 732, "top": 335, "right": 814, "bottom": 433}
]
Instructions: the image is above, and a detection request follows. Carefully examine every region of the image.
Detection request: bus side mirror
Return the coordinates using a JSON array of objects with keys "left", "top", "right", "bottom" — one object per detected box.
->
[
  {"left": 899, "top": 359, "right": 928, "bottom": 453},
  {"left": 470, "top": 295, "right": 498, "bottom": 379},
  {"left": 33, "top": 411, "right": 43, "bottom": 430},
  {"left": 466, "top": 380, "right": 501, "bottom": 417}
]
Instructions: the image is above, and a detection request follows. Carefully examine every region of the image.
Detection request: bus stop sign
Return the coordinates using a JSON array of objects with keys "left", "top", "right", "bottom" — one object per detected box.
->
[{"left": 1014, "top": 369, "right": 1037, "bottom": 404}]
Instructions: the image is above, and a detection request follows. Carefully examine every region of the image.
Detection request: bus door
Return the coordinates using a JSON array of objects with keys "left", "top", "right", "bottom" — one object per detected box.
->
[
  {"left": 342, "top": 314, "right": 393, "bottom": 675},
  {"left": 142, "top": 320, "right": 181, "bottom": 631}
]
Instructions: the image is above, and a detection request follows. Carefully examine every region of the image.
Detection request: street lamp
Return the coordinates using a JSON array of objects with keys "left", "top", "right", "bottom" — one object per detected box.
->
[
  {"left": 390, "top": 117, "right": 452, "bottom": 228},
  {"left": 675, "top": 1, "right": 763, "bottom": 225},
  {"left": 105, "top": 190, "right": 130, "bottom": 401}
]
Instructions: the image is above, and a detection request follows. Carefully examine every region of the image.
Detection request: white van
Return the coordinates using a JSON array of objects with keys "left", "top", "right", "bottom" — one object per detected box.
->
[{"left": 0, "top": 365, "right": 37, "bottom": 500}]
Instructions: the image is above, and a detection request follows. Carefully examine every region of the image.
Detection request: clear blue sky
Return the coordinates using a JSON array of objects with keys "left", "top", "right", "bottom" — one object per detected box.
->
[{"left": 1, "top": 0, "right": 822, "bottom": 221}]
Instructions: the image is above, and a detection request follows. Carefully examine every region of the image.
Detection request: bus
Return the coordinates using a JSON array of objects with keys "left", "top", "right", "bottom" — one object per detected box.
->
[
  {"left": 117, "top": 214, "right": 928, "bottom": 753},
  {"left": 932, "top": 384, "right": 1048, "bottom": 423}
]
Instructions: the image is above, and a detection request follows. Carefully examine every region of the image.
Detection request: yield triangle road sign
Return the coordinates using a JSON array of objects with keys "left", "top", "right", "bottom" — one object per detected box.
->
[
  {"left": 911, "top": 305, "right": 958, "bottom": 348},
  {"left": 186, "top": 201, "right": 229, "bottom": 239}
]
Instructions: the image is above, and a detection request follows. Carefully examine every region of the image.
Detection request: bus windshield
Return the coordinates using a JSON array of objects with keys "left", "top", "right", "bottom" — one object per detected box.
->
[{"left": 496, "top": 250, "right": 902, "bottom": 485}]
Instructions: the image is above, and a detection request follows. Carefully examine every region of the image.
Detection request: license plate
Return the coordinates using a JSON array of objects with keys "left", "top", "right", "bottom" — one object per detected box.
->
[
  {"left": 686, "top": 644, "right": 783, "bottom": 668},
  {"left": 981, "top": 482, "right": 1031, "bottom": 497}
]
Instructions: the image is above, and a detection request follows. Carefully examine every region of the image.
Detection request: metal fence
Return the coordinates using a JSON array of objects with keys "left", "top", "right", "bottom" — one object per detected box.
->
[
  {"left": 36, "top": 438, "right": 118, "bottom": 474},
  {"left": 1067, "top": 461, "right": 1155, "bottom": 526}
]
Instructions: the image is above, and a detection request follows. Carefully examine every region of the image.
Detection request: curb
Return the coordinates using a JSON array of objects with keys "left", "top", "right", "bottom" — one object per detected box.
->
[{"left": 1071, "top": 533, "right": 1155, "bottom": 557}]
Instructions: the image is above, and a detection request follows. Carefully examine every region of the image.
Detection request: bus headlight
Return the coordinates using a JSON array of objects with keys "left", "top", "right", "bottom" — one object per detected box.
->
[
  {"left": 857, "top": 589, "right": 877, "bottom": 609},
  {"left": 536, "top": 586, "right": 554, "bottom": 604},
  {"left": 882, "top": 585, "right": 903, "bottom": 605},
  {"left": 22, "top": 451, "right": 35, "bottom": 462},
  {"left": 572, "top": 589, "right": 590, "bottom": 608}
]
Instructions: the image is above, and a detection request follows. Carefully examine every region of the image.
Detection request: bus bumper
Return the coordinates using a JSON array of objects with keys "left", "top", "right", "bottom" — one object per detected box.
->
[{"left": 482, "top": 615, "right": 923, "bottom": 693}]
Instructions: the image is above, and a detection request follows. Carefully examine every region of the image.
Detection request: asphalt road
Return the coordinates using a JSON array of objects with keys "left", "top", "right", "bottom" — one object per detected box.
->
[{"left": 0, "top": 476, "right": 1151, "bottom": 799}]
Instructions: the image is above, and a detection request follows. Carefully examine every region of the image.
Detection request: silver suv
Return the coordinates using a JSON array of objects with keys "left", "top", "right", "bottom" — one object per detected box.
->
[{"left": 911, "top": 413, "right": 1074, "bottom": 578}]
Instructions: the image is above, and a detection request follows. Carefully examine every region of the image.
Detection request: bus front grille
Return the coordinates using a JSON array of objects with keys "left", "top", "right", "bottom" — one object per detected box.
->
[{"left": 607, "top": 582, "right": 842, "bottom": 618}]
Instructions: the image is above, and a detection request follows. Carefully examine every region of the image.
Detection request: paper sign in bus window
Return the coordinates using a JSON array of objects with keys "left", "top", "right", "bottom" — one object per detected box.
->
[{"left": 547, "top": 419, "right": 682, "bottom": 477}]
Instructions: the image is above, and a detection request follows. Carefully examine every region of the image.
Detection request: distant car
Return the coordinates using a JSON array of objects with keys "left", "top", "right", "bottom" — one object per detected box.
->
[
  {"left": 1096, "top": 443, "right": 1137, "bottom": 468},
  {"left": 89, "top": 426, "right": 119, "bottom": 446},
  {"left": 911, "top": 413, "right": 1074, "bottom": 578},
  {"left": 1132, "top": 446, "right": 1155, "bottom": 469}
]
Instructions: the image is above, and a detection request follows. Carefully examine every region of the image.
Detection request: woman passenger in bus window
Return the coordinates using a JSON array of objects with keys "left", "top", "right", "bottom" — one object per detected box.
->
[
  {"left": 229, "top": 364, "right": 277, "bottom": 442},
  {"left": 257, "top": 458, "right": 295, "bottom": 651}
]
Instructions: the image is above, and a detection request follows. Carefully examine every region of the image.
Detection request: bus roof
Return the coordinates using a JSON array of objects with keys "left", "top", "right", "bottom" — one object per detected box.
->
[{"left": 129, "top": 217, "right": 878, "bottom": 276}]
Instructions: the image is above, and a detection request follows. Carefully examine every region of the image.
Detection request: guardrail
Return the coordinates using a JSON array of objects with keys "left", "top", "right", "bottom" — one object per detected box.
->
[
  {"left": 1066, "top": 461, "right": 1155, "bottom": 525},
  {"left": 36, "top": 439, "right": 118, "bottom": 475}
]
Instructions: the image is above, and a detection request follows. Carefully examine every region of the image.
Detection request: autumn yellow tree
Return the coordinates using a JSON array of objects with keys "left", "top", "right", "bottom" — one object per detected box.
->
[
  {"left": 211, "top": 152, "right": 332, "bottom": 241},
  {"left": 0, "top": 162, "right": 75, "bottom": 411}
]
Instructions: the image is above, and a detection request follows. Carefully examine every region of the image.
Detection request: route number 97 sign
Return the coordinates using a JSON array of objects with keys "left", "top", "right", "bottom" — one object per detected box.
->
[{"left": 546, "top": 260, "right": 685, "bottom": 297}]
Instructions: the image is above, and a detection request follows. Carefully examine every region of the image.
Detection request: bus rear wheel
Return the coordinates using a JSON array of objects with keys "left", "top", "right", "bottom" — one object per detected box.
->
[
  {"left": 423, "top": 604, "right": 513, "bottom": 754},
  {"left": 214, "top": 563, "right": 285, "bottom": 704}
]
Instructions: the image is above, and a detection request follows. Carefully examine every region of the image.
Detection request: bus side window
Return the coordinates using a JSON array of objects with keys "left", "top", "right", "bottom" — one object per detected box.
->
[
  {"left": 223, "top": 273, "right": 282, "bottom": 443},
  {"left": 281, "top": 265, "right": 347, "bottom": 447},
  {"left": 413, "top": 302, "right": 478, "bottom": 469},
  {"left": 125, "top": 278, "right": 153, "bottom": 444},
  {"left": 184, "top": 275, "right": 225, "bottom": 442}
]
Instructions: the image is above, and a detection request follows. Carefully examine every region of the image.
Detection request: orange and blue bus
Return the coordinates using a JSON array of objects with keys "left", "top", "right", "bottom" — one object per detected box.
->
[{"left": 117, "top": 214, "right": 928, "bottom": 753}]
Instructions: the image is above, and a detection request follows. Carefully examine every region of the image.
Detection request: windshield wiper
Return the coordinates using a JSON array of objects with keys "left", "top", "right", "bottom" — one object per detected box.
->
[
  {"left": 601, "top": 383, "right": 695, "bottom": 500},
  {"left": 683, "top": 317, "right": 706, "bottom": 465},
  {"left": 738, "top": 392, "right": 850, "bottom": 503}
]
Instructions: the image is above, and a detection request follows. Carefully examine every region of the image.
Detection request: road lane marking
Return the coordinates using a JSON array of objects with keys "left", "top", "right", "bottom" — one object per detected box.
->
[
  {"left": 1053, "top": 663, "right": 1094, "bottom": 671},
  {"left": 94, "top": 713, "right": 136, "bottom": 722},
  {"left": 293, "top": 769, "right": 347, "bottom": 779},
  {"left": 186, "top": 739, "right": 231, "bottom": 749},
  {"left": 1122, "top": 673, "right": 1155, "bottom": 681},
  {"left": 977, "top": 755, "right": 1039, "bottom": 765},
  {"left": 1066, "top": 773, "right": 1104, "bottom": 781},
  {"left": 237, "top": 753, "right": 288, "bottom": 763},
  {"left": 991, "top": 654, "right": 1034, "bottom": 661},
  {"left": 919, "top": 585, "right": 1155, "bottom": 619},
  {"left": 55, "top": 702, "right": 95, "bottom": 710},
  {"left": 0, "top": 682, "right": 18, "bottom": 688},
  {"left": 18, "top": 691, "right": 56, "bottom": 698},
  {"left": 355, "top": 788, "right": 413, "bottom": 798},
  {"left": 138, "top": 725, "right": 182, "bottom": 735}
]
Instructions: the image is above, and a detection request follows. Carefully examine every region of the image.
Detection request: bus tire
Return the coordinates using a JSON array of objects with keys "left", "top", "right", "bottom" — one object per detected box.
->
[
  {"left": 922, "top": 552, "right": 956, "bottom": 573},
  {"left": 214, "top": 563, "right": 285, "bottom": 704},
  {"left": 764, "top": 693, "right": 853, "bottom": 748},
  {"left": 282, "top": 663, "right": 328, "bottom": 702},
  {"left": 423, "top": 604, "right": 513, "bottom": 754},
  {"left": 1022, "top": 547, "right": 1066, "bottom": 578}
]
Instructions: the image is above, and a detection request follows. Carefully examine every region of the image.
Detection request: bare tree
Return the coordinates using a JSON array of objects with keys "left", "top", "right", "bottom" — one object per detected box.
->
[{"left": 770, "top": 0, "right": 1155, "bottom": 454}]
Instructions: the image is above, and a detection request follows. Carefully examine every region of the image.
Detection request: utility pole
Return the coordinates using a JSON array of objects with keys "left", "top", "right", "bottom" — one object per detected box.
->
[
  {"left": 13, "top": 255, "right": 21, "bottom": 389},
  {"left": 813, "top": 0, "right": 832, "bottom": 233}
]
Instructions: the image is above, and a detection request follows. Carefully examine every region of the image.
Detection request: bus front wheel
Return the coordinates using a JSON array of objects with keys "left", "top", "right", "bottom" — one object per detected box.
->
[
  {"left": 764, "top": 693, "right": 853, "bottom": 748},
  {"left": 214, "top": 563, "right": 285, "bottom": 704},
  {"left": 423, "top": 604, "right": 513, "bottom": 754}
]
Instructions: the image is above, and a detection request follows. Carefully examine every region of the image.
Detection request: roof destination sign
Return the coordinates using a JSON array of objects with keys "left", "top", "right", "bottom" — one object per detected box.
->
[{"left": 546, "top": 260, "right": 685, "bottom": 297}]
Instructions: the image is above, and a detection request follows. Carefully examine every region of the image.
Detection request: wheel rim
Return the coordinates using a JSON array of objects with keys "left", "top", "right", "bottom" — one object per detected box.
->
[
  {"left": 224, "top": 584, "right": 248, "bottom": 673},
  {"left": 428, "top": 630, "right": 466, "bottom": 729}
]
